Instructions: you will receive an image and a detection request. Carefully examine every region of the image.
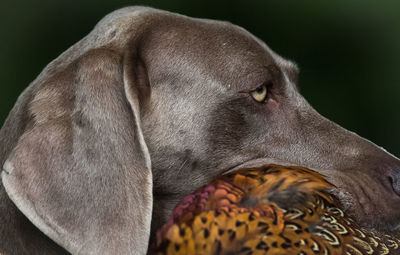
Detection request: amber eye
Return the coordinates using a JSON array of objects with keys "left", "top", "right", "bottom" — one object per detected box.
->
[{"left": 250, "top": 84, "right": 268, "bottom": 103}]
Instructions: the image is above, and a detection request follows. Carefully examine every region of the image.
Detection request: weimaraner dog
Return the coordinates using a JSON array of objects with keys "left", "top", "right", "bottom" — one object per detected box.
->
[{"left": 0, "top": 6, "right": 399, "bottom": 255}]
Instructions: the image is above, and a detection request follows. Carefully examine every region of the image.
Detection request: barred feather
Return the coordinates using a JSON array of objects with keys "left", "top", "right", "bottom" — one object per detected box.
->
[{"left": 157, "top": 164, "right": 400, "bottom": 255}]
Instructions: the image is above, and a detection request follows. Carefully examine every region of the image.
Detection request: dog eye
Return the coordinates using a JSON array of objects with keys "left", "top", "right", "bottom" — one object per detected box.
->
[{"left": 250, "top": 84, "right": 268, "bottom": 103}]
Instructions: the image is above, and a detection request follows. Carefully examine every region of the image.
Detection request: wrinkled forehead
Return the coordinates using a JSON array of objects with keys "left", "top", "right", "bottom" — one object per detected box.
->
[{"left": 142, "top": 14, "right": 298, "bottom": 90}]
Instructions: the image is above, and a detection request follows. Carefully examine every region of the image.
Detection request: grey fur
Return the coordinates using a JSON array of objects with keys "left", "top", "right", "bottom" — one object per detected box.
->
[{"left": 0, "top": 7, "right": 399, "bottom": 255}]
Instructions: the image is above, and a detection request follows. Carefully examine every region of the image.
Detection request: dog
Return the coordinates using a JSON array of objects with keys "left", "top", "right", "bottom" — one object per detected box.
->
[{"left": 0, "top": 6, "right": 399, "bottom": 255}]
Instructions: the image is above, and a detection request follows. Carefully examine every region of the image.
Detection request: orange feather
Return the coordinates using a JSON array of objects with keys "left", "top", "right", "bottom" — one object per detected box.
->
[{"left": 157, "top": 164, "right": 400, "bottom": 255}]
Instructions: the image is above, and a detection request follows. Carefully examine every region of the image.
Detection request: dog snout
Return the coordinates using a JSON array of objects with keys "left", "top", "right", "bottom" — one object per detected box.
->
[
  {"left": 375, "top": 157, "right": 400, "bottom": 198},
  {"left": 389, "top": 168, "right": 400, "bottom": 196}
]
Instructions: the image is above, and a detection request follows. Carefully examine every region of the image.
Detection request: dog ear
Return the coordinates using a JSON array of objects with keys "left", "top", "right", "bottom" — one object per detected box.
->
[{"left": 1, "top": 20, "right": 153, "bottom": 254}]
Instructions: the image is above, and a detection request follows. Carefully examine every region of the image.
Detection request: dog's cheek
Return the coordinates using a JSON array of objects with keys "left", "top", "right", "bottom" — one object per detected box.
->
[{"left": 206, "top": 98, "right": 256, "bottom": 158}]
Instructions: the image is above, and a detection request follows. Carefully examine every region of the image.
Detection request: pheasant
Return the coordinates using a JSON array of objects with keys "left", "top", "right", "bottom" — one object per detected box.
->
[{"left": 156, "top": 164, "right": 400, "bottom": 255}]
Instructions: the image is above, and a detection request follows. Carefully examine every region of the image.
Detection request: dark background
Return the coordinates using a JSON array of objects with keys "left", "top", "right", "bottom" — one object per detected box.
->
[{"left": 1, "top": 0, "right": 399, "bottom": 156}]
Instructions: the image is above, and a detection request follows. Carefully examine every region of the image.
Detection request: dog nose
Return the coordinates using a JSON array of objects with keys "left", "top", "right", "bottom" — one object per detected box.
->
[{"left": 390, "top": 170, "right": 400, "bottom": 196}]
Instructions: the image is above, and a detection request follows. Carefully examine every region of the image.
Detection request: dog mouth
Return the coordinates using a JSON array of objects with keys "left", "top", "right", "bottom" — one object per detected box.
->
[
  {"left": 227, "top": 157, "right": 400, "bottom": 231},
  {"left": 323, "top": 169, "right": 400, "bottom": 231},
  {"left": 225, "top": 157, "right": 299, "bottom": 174}
]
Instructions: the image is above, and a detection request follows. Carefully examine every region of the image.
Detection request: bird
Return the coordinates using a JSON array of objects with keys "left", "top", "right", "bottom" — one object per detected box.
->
[{"left": 156, "top": 164, "right": 400, "bottom": 255}]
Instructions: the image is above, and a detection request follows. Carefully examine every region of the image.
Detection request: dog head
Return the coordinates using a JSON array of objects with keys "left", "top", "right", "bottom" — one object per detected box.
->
[{"left": 137, "top": 8, "right": 400, "bottom": 230}]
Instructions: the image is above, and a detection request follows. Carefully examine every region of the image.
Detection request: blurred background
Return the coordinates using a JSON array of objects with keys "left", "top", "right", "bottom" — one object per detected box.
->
[{"left": 1, "top": 0, "right": 399, "bottom": 156}]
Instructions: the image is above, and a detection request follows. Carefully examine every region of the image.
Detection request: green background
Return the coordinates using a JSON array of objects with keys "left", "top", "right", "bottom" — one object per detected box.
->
[{"left": 1, "top": 0, "right": 399, "bottom": 156}]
